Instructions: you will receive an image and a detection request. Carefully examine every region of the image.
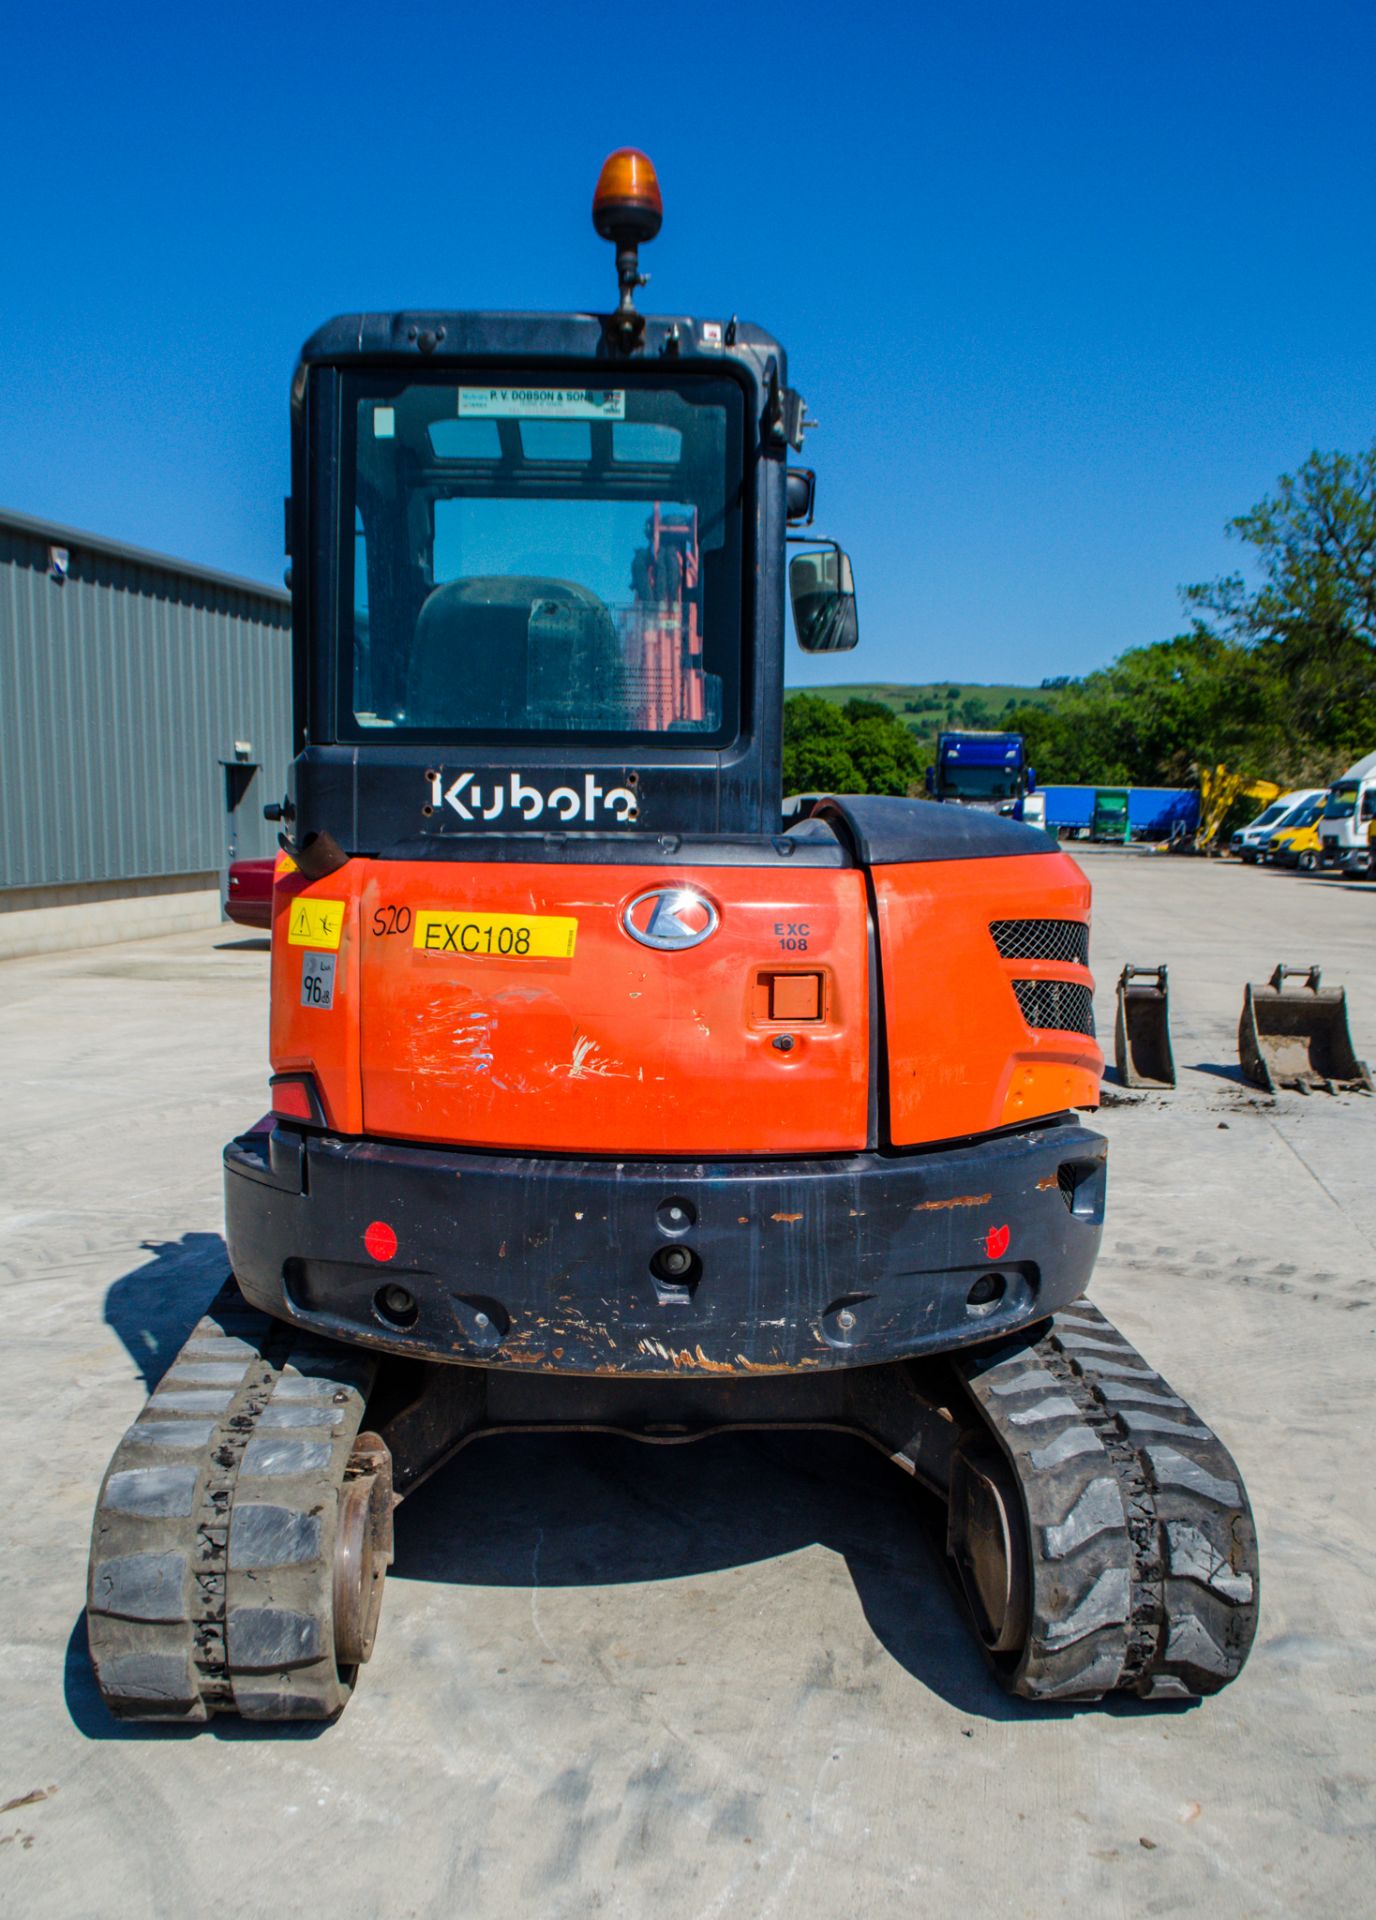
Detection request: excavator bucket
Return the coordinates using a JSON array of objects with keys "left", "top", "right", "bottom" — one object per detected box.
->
[
  {"left": 1114, "top": 964, "right": 1176, "bottom": 1088},
  {"left": 1238, "top": 965, "right": 1374, "bottom": 1095}
]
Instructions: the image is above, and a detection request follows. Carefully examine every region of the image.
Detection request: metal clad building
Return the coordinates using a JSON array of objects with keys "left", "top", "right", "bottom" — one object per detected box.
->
[{"left": 0, "top": 507, "right": 291, "bottom": 938}]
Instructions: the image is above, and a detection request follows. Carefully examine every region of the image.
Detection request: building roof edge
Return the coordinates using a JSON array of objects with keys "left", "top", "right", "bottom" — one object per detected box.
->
[{"left": 0, "top": 504, "right": 290, "bottom": 608}]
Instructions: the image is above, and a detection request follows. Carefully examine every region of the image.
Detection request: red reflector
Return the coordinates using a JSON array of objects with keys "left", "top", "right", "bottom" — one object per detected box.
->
[
  {"left": 364, "top": 1221, "right": 398, "bottom": 1263},
  {"left": 271, "top": 1079, "right": 315, "bottom": 1121}
]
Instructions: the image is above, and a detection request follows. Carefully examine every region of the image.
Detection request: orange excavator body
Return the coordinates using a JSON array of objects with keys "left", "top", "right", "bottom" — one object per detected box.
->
[
  {"left": 270, "top": 851, "right": 1098, "bottom": 1160},
  {"left": 219, "top": 173, "right": 1107, "bottom": 1384}
]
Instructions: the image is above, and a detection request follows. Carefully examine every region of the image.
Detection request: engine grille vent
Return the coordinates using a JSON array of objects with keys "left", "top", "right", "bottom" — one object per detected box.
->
[
  {"left": 990, "top": 919, "right": 1090, "bottom": 965},
  {"left": 1012, "top": 979, "right": 1097, "bottom": 1036}
]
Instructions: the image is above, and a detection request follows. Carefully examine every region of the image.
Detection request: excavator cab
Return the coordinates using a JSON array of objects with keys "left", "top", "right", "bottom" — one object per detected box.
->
[{"left": 86, "top": 150, "right": 1257, "bottom": 1726}]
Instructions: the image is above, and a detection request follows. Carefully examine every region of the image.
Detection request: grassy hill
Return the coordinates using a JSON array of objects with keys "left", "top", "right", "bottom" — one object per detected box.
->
[{"left": 785, "top": 681, "right": 1067, "bottom": 738}]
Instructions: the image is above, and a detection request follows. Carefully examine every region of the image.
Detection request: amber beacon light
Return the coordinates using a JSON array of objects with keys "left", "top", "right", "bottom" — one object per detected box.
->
[{"left": 593, "top": 148, "right": 662, "bottom": 344}]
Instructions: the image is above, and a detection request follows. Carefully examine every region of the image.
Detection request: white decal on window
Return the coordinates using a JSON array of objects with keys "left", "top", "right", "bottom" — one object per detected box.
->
[{"left": 457, "top": 388, "right": 626, "bottom": 421}]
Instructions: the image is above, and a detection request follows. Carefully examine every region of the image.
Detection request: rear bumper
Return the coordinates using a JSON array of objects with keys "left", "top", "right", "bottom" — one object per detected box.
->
[{"left": 225, "top": 1119, "right": 1107, "bottom": 1377}]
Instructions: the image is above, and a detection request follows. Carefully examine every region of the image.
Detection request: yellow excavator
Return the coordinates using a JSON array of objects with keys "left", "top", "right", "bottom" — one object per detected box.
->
[{"left": 1195, "top": 766, "right": 1280, "bottom": 852}]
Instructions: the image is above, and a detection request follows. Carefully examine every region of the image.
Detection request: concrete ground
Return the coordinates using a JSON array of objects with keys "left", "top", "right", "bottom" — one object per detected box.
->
[{"left": 1, "top": 849, "right": 1372, "bottom": 1918}]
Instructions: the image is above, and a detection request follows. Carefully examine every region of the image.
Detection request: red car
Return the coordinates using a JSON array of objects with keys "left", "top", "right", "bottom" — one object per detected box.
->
[{"left": 225, "top": 857, "right": 274, "bottom": 929}]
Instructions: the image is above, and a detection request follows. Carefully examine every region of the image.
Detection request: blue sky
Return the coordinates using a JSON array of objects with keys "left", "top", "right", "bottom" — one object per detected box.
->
[{"left": 3, "top": 1, "right": 1373, "bottom": 689}]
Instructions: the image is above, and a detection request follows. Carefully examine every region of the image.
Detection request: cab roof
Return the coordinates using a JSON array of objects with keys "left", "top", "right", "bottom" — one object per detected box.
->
[{"left": 298, "top": 311, "right": 788, "bottom": 380}]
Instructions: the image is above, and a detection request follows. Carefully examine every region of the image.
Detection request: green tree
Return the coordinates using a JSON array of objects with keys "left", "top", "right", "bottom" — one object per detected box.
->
[
  {"left": 1010, "top": 443, "right": 1376, "bottom": 788},
  {"left": 1183, "top": 444, "right": 1376, "bottom": 767},
  {"left": 782, "top": 694, "right": 924, "bottom": 796},
  {"left": 786, "top": 446, "right": 1376, "bottom": 795},
  {"left": 1006, "top": 631, "right": 1290, "bottom": 786}
]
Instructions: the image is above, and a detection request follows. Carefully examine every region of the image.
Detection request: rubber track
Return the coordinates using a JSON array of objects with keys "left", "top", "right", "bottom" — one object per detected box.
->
[
  {"left": 955, "top": 1300, "right": 1259, "bottom": 1700},
  {"left": 87, "top": 1281, "right": 378, "bottom": 1722}
]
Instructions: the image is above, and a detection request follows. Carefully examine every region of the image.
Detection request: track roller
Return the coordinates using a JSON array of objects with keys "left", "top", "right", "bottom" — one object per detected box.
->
[
  {"left": 947, "top": 1441, "right": 1030, "bottom": 1658},
  {"left": 333, "top": 1435, "right": 394, "bottom": 1669}
]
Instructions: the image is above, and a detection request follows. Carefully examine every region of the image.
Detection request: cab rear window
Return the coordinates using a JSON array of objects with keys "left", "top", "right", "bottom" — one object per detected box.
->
[{"left": 341, "top": 375, "right": 745, "bottom": 747}]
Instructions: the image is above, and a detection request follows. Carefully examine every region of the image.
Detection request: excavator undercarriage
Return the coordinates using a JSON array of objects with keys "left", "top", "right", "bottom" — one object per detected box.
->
[{"left": 89, "top": 1278, "right": 1257, "bottom": 1719}]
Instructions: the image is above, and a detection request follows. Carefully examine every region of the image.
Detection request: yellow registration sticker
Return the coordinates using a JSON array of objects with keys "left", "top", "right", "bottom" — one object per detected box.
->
[
  {"left": 287, "top": 898, "right": 346, "bottom": 949},
  {"left": 413, "top": 910, "right": 578, "bottom": 959}
]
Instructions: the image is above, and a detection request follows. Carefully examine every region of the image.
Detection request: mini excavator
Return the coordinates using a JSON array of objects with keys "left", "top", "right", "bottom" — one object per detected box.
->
[{"left": 88, "top": 152, "right": 1258, "bottom": 1720}]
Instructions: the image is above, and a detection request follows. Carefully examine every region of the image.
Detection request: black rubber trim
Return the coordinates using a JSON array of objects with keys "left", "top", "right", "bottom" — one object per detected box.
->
[
  {"left": 800, "top": 794, "right": 1056, "bottom": 865},
  {"left": 370, "top": 821, "right": 848, "bottom": 868}
]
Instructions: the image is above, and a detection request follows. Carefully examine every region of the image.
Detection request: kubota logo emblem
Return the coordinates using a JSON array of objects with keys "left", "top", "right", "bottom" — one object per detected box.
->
[{"left": 622, "top": 887, "right": 719, "bottom": 952}]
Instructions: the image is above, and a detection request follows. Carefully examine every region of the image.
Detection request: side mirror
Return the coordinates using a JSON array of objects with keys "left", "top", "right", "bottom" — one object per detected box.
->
[
  {"left": 1026, "top": 768, "right": 1037, "bottom": 793},
  {"left": 924, "top": 766, "right": 935, "bottom": 794},
  {"left": 789, "top": 544, "right": 859, "bottom": 654},
  {"left": 785, "top": 468, "right": 816, "bottom": 525}
]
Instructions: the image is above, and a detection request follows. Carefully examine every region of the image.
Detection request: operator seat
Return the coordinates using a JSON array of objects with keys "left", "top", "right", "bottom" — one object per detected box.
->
[{"left": 407, "top": 575, "right": 625, "bottom": 730}]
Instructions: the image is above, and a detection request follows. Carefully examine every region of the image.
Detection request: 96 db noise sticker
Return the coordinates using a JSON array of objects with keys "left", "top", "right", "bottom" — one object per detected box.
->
[{"left": 300, "top": 952, "right": 336, "bottom": 1008}]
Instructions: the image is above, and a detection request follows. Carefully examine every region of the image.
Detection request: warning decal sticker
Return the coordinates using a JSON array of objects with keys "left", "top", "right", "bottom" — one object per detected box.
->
[{"left": 287, "top": 898, "right": 346, "bottom": 949}]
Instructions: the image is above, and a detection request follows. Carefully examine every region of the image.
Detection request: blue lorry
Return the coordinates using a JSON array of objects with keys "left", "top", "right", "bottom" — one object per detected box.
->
[
  {"left": 1040, "top": 785, "right": 1199, "bottom": 839},
  {"left": 927, "top": 731, "right": 1032, "bottom": 809},
  {"left": 924, "top": 737, "right": 1197, "bottom": 841}
]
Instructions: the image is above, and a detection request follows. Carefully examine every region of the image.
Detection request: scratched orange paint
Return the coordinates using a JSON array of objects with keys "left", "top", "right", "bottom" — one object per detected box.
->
[
  {"left": 269, "top": 848, "right": 1101, "bottom": 1153},
  {"left": 272, "top": 863, "right": 869, "bottom": 1153}
]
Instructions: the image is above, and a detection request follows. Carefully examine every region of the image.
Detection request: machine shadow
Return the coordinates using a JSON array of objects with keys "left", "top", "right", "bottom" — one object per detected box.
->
[
  {"left": 1192, "top": 1061, "right": 1252, "bottom": 1085},
  {"left": 104, "top": 1234, "right": 232, "bottom": 1388},
  {"left": 390, "top": 1426, "right": 1148, "bottom": 1721}
]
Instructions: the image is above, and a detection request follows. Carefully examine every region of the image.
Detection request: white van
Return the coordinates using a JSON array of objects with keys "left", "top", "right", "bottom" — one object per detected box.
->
[
  {"left": 1318, "top": 750, "right": 1376, "bottom": 874},
  {"left": 1230, "top": 790, "right": 1327, "bottom": 863}
]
